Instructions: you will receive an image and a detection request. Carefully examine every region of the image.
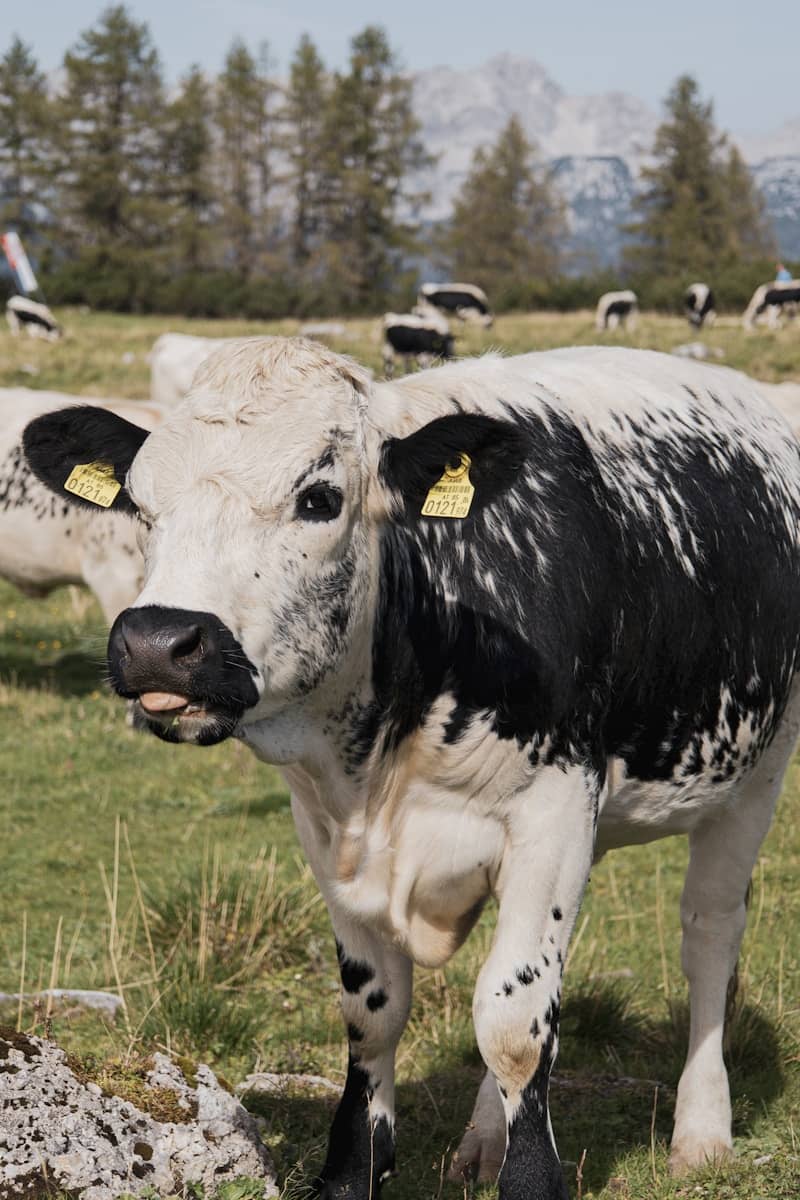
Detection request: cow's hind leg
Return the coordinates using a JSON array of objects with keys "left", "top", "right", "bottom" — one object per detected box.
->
[
  {"left": 670, "top": 712, "right": 799, "bottom": 1173},
  {"left": 449, "top": 1067, "right": 506, "bottom": 1184}
]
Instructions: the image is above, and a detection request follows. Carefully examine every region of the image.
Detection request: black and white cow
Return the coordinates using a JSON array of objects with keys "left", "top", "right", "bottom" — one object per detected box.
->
[
  {"left": 595, "top": 289, "right": 638, "bottom": 331},
  {"left": 23, "top": 339, "right": 800, "bottom": 1200},
  {"left": 1, "top": 389, "right": 162, "bottom": 621},
  {"left": 685, "top": 282, "right": 716, "bottom": 329},
  {"left": 418, "top": 282, "right": 493, "bottom": 327},
  {"left": 5, "top": 295, "right": 62, "bottom": 342},
  {"left": 382, "top": 309, "right": 454, "bottom": 377},
  {"left": 743, "top": 279, "right": 800, "bottom": 329}
]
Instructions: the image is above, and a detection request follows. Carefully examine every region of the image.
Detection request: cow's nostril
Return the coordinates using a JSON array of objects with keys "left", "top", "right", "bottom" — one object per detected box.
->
[{"left": 171, "top": 625, "right": 203, "bottom": 661}]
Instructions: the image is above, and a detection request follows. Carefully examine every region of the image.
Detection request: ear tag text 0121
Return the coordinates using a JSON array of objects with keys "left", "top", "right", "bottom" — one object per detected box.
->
[
  {"left": 64, "top": 460, "right": 121, "bottom": 508},
  {"left": 421, "top": 452, "right": 474, "bottom": 519}
]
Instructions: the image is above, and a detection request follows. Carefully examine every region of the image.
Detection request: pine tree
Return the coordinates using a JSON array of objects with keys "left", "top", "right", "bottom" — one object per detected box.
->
[
  {"left": 282, "top": 34, "right": 328, "bottom": 268},
  {"left": 722, "top": 145, "right": 774, "bottom": 261},
  {"left": 0, "top": 36, "right": 51, "bottom": 242},
  {"left": 215, "top": 39, "right": 275, "bottom": 277},
  {"left": 441, "top": 116, "right": 565, "bottom": 298},
  {"left": 626, "top": 75, "right": 773, "bottom": 275},
  {"left": 163, "top": 65, "right": 216, "bottom": 271},
  {"left": 58, "top": 5, "right": 167, "bottom": 252},
  {"left": 315, "top": 26, "right": 430, "bottom": 310}
]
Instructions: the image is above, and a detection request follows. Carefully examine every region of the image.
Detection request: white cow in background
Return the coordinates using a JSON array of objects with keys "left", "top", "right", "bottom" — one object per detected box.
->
[
  {"left": 6, "top": 296, "right": 62, "bottom": 341},
  {"left": 742, "top": 280, "right": 800, "bottom": 329},
  {"left": 149, "top": 333, "right": 236, "bottom": 405},
  {"left": 0, "top": 390, "right": 163, "bottom": 622},
  {"left": 595, "top": 289, "right": 638, "bottom": 331}
]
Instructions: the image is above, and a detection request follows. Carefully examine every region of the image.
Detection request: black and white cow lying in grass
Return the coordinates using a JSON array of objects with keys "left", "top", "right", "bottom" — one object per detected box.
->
[
  {"left": 595, "top": 289, "right": 638, "bottom": 331},
  {"left": 381, "top": 308, "right": 454, "bottom": 377},
  {"left": 1, "top": 390, "right": 162, "bottom": 622},
  {"left": 743, "top": 279, "right": 800, "bottom": 329},
  {"left": 6, "top": 295, "right": 61, "bottom": 341},
  {"left": 418, "top": 281, "right": 493, "bottom": 327},
  {"left": 24, "top": 339, "right": 800, "bottom": 1200},
  {"left": 685, "top": 282, "right": 716, "bottom": 329}
]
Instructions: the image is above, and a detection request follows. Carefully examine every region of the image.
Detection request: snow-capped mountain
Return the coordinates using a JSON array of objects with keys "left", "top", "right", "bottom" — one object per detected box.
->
[{"left": 410, "top": 54, "right": 800, "bottom": 266}]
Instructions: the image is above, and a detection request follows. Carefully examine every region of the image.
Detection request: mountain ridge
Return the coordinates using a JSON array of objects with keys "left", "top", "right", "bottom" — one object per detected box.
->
[{"left": 410, "top": 53, "right": 800, "bottom": 264}]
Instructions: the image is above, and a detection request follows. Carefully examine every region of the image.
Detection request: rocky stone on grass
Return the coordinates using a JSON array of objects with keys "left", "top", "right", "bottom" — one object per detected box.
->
[{"left": 0, "top": 1026, "right": 278, "bottom": 1200}]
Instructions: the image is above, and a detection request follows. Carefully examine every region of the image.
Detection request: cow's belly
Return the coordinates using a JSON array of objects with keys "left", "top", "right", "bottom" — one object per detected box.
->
[{"left": 595, "top": 764, "right": 729, "bottom": 855}]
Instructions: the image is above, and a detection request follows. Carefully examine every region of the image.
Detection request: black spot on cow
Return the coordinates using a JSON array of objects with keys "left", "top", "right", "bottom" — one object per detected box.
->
[
  {"left": 516, "top": 964, "right": 535, "bottom": 986},
  {"left": 336, "top": 940, "right": 376, "bottom": 993},
  {"left": 347, "top": 1022, "right": 364, "bottom": 1043},
  {"left": 552, "top": 906, "right": 562, "bottom": 921},
  {"left": 366, "top": 988, "right": 388, "bottom": 1012},
  {"left": 503, "top": 981, "right": 515, "bottom": 997}
]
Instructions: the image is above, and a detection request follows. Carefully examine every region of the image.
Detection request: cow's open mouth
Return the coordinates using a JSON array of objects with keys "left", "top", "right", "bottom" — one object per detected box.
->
[{"left": 134, "top": 690, "right": 243, "bottom": 745}]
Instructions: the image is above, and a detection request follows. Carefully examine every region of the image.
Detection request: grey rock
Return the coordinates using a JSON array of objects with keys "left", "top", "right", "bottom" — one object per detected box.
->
[
  {"left": 0, "top": 989, "right": 124, "bottom": 1019},
  {"left": 0, "top": 1028, "right": 278, "bottom": 1199}
]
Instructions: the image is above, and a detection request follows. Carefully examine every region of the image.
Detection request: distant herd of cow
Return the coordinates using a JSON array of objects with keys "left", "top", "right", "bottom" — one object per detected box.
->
[{"left": 5, "top": 274, "right": 800, "bottom": 372}]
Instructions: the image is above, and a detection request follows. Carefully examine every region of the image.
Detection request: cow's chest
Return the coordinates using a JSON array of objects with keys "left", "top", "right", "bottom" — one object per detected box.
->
[{"left": 327, "top": 787, "right": 507, "bottom": 968}]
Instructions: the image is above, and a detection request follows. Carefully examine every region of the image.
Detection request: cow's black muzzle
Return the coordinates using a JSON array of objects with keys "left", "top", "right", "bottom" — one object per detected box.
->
[{"left": 108, "top": 605, "right": 259, "bottom": 745}]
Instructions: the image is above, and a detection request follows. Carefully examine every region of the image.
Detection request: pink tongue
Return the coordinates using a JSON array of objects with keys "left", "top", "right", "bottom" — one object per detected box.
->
[{"left": 139, "top": 691, "right": 190, "bottom": 713}]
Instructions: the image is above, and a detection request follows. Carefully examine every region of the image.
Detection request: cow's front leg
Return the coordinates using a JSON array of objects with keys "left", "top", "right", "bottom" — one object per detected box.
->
[
  {"left": 318, "top": 919, "right": 413, "bottom": 1199},
  {"left": 472, "top": 764, "right": 598, "bottom": 1200}
]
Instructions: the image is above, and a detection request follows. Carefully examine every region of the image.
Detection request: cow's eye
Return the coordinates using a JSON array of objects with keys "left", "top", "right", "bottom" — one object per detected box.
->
[{"left": 296, "top": 484, "right": 343, "bottom": 522}]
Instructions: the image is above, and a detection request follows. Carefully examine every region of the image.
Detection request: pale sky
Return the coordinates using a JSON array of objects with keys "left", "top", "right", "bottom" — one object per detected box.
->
[{"left": 8, "top": 1, "right": 800, "bottom": 138}]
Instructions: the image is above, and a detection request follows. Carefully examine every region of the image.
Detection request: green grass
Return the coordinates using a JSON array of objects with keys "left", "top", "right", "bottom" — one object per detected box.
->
[{"left": 1, "top": 310, "right": 799, "bottom": 1198}]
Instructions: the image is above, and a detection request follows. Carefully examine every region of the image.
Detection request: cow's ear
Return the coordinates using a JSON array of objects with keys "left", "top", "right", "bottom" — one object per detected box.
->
[
  {"left": 380, "top": 412, "right": 529, "bottom": 515},
  {"left": 23, "top": 406, "right": 150, "bottom": 516}
]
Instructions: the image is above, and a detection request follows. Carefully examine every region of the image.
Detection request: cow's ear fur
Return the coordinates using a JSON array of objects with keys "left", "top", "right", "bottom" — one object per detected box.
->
[
  {"left": 23, "top": 406, "right": 149, "bottom": 516},
  {"left": 380, "top": 412, "right": 529, "bottom": 515}
]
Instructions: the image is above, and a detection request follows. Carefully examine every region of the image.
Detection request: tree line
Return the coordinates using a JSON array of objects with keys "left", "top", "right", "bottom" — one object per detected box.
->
[{"left": 0, "top": 5, "right": 784, "bottom": 317}]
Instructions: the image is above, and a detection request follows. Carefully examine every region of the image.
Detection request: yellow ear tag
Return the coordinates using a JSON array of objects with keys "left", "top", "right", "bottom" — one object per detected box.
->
[
  {"left": 421, "top": 452, "right": 475, "bottom": 518},
  {"left": 64, "top": 460, "right": 121, "bottom": 508}
]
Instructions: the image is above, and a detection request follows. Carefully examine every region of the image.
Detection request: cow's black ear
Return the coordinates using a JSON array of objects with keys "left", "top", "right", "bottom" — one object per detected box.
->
[
  {"left": 23, "top": 406, "right": 149, "bottom": 515},
  {"left": 380, "top": 412, "right": 529, "bottom": 515}
]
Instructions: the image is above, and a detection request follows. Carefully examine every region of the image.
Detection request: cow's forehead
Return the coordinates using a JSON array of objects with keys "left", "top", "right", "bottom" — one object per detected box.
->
[{"left": 129, "top": 337, "right": 368, "bottom": 513}]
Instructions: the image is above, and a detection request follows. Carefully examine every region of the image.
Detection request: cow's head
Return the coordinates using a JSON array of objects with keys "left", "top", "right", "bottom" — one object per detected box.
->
[{"left": 23, "top": 338, "right": 524, "bottom": 752}]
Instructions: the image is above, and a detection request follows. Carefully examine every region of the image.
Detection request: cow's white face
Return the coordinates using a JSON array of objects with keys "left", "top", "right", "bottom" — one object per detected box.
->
[{"left": 130, "top": 348, "right": 373, "bottom": 717}]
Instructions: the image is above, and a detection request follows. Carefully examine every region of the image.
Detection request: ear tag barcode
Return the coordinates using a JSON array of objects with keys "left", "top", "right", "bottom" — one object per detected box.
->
[
  {"left": 64, "top": 460, "right": 121, "bottom": 508},
  {"left": 421, "top": 452, "right": 474, "bottom": 519}
]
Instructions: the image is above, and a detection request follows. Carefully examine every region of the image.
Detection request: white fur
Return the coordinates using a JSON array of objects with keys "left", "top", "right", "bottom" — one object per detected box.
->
[{"left": 1, "top": 389, "right": 162, "bottom": 621}]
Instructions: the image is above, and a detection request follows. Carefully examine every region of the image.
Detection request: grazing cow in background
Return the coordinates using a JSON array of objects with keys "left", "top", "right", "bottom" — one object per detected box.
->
[
  {"left": 149, "top": 333, "right": 237, "bottom": 405},
  {"left": 382, "top": 308, "right": 454, "bottom": 377},
  {"left": 418, "top": 281, "right": 493, "bottom": 327},
  {"left": 743, "top": 279, "right": 800, "bottom": 329},
  {"left": 595, "top": 289, "right": 638, "bottom": 331},
  {"left": 6, "top": 295, "right": 61, "bottom": 342},
  {"left": 2, "top": 390, "right": 162, "bottom": 622},
  {"left": 685, "top": 282, "right": 716, "bottom": 329},
  {"left": 24, "top": 340, "right": 800, "bottom": 1200}
]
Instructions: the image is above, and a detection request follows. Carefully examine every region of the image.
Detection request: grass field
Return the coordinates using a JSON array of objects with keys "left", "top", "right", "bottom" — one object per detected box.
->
[{"left": 1, "top": 310, "right": 799, "bottom": 1199}]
